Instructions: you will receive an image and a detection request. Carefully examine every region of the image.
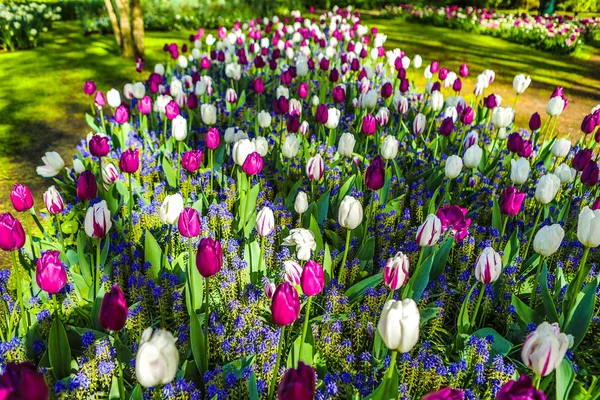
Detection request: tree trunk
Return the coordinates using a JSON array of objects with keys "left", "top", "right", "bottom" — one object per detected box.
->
[
  {"left": 104, "top": 0, "right": 121, "bottom": 48},
  {"left": 131, "top": 0, "right": 145, "bottom": 56},
  {"left": 115, "top": 0, "right": 134, "bottom": 58}
]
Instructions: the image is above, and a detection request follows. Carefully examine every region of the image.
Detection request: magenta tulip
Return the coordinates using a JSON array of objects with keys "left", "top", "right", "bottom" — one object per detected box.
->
[
  {"left": 165, "top": 100, "right": 180, "bottom": 120},
  {"left": 10, "top": 184, "right": 34, "bottom": 212},
  {"left": 99, "top": 285, "right": 128, "bottom": 332},
  {"left": 178, "top": 208, "right": 201, "bottom": 238},
  {"left": 496, "top": 376, "right": 546, "bottom": 400},
  {"left": 206, "top": 127, "right": 220, "bottom": 150},
  {"left": 277, "top": 361, "right": 316, "bottom": 400},
  {"left": 196, "top": 238, "right": 223, "bottom": 278},
  {"left": 270, "top": 282, "right": 300, "bottom": 326},
  {"left": 422, "top": 387, "right": 465, "bottom": 400},
  {"left": 500, "top": 186, "right": 525, "bottom": 216},
  {"left": 94, "top": 91, "right": 106, "bottom": 108},
  {"left": 365, "top": 156, "right": 385, "bottom": 190},
  {"left": 77, "top": 170, "right": 98, "bottom": 201},
  {"left": 459, "top": 63, "right": 469, "bottom": 78},
  {"left": 181, "top": 150, "right": 203, "bottom": 173},
  {"left": 114, "top": 105, "right": 129, "bottom": 124},
  {"left": 300, "top": 260, "right": 324, "bottom": 296},
  {"left": 253, "top": 77, "right": 265, "bottom": 94},
  {"left": 119, "top": 148, "right": 139, "bottom": 174},
  {"left": 0, "top": 213, "right": 26, "bottom": 251},
  {"left": 298, "top": 82, "right": 309, "bottom": 99},
  {"left": 436, "top": 205, "right": 471, "bottom": 242},
  {"left": 36, "top": 250, "right": 67, "bottom": 294},
  {"left": 83, "top": 81, "right": 96, "bottom": 95},
  {"left": 0, "top": 362, "right": 49, "bottom": 400},
  {"left": 362, "top": 114, "right": 377, "bottom": 135},
  {"left": 242, "top": 152, "right": 263, "bottom": 176},
  {"left": 315, "top": 104, "right": 328, "bottom": 125},
  {"left": 332, "top": 85, "right": 345, "bottom": 103},
  {"left": 138, "top": 96, "right": 153, "bottom": 115},
  {"left": 89, "top": 135, "right": 110, "bottom": 157}
]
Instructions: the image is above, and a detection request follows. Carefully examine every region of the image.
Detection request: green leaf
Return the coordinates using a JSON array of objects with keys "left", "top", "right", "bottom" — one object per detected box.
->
[
  {"left": 77, "top": 231, "right": 92, "bottom": 288},
  {"left": 473, "top": 328, "right": 513, "bottom": 357},
  {"left": 144, "top": 230, "right": 163, "bottom": 280},
  {"left": 323, "top": 243, "right": 332, "bottom": 281},
  {"left": 539, "top": 263, "right": 559, "bottom": 324},
  {"left": 109, "top": 376, "right": 121, "bottom": 400},
  {"left": 403, "top": 253, "right": 434, "bottom": 302},
  {"left": 189, "top": 309, "right": 207, "bottom": 375},
  {"left": 564, "top": 275, "right": 599, "bottom": 349},
  {"left": 511, "top": 295, "right": 542, "bottom": 329},
  {"left": 556, "top": 359, "right": 575, "bottom": 400},
  {"left": 315, "top": 190, "right": 330, "bottom": 225},
  {"left": 381, "top": 166, "right": 393, "bottom": 205},
  {"left": 222, "top": 355, "right": 255, "bottom": 380},
  {"left": 336, "top": 174, "right": 356, "bottom": 208},
  {"left": 243, "top": 183, "right": 261, "bottom": 229},
  {"left": 458, "top": 285, "right": 476, "bottom": 335},
  {"left": 492, "top": 198, "right": 502, "bottom": 231},
  {"left": 248, "top": 372, "right": 259, "bottom": 400},
  {"left": 129, "top": 385, "right": 143, "bottom": 400},
  {"left": 309, "top": 214, "right": 323, "bottom": 253},
  {"left": 502, "top": 227, "right": 520, "bottom": 268},
  {"left": 49, "top": 318, "right": 71, "bottom": 379},
  {"left": 162, "top": 157, "right": 177, "bottom": 188},
  {"left": 286, "top": 330, "right": 314, "bottom": 367},
  {"left": 364, "top": 363, "right": 398, "bottom": 400},
  {"left": 345, "top": 273, "right": 383, "bottom": 304},
  {"left": 284, "top": 181, "right": 303, "bottom": 211},
  {"left": 427, "top": 186, "right": 440, "bottom": 216},
  {"left": 85, "top": 113, "right": 100, "bottom": 132},
  {"left": 430, "top": 238, "right": 453, "bottom": 280},
  {"left": 420, "top": 307, "right": 441, "bottom": 327}
]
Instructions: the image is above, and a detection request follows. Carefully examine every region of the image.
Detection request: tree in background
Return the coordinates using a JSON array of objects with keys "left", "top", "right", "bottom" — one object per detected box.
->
[{"left": 104, "top": 0, "right": 144, "bottom": 58}]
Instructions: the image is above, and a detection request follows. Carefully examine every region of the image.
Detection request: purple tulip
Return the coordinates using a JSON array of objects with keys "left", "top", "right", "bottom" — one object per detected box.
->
[
  {"left": 529, "top": 112, "right": 541, "bottom": 131},
  {"left": 439, "top": 117, "right": 454, "bottom": 136},
  {"left": 332, "top": 86, "right": 346, "bottom": 103},
  {"left": 400, "top": 78, "right": 409, "bottom": 93},
  {"left": 551, "top": 86, "right": 564, "bottom": 98},
  {"left": 178, "top": 207, "right": 201, "bottom": 238},
  {"left": 319, "top": 57, "right": 330, "bottom": 71},
  {"left": 352, "top": 58, "right": 361, "bottom": 71},
  {"left": 452, "top": 78, "right": 462, "bottom": 92},
  {"left": 507, "top": 132, "right": 524, "bottom": 154},
  {"left": 329, "top": 68, "right": 339, "bottom": 83},
  {"left": 138, "top": 96, "right": 153, "bottom": 115},
  {"left": 36, "top": 250, "right": 67, "bottom": 294},
  {"left": 582, "top": 161, "right": 599, "bottom": 186},
  {"left": 83, "top": 81, "right": 96, "bottom": 95},
  {"left": 496, "top": 376, "right": 546, "bottom": 400},
  {"left": 0, "top": 362, "right": 49, "bottom": 400},
  {"left": 287, "top": 114, "right": 301, "bottom": 133},
  {"left": 196, "top": 237, "right": 223, "bottom": 278},
  {"left": 242, "top": 152, "right": 263, "bottom": 176},
  {"left": 362, "top": 114, "right": 377, "bottom": 135},
  {"left": 181, "top": 150, "right": 203, "bottom": 173},
  {"left": 484, "top": 94, "right": 498, "bottom": 109},
  {"left": 10, "top": 184, "right": 34, "bottom": 212},
  {"left": 89, "top": 135, "right": 110, "bottom": 157},
  {"left": 77, "top": 170, "right": 98, "bottom": 201},
  {"left": 187, "top": 93, "right": 198, "bottom": 110},
  {"left": 165, "top": 100, "right": 180, "bottom": 120},
  {"left": 422, "top": 387, "right": 464, "bottom": 400},
  {"left": 94, "top": 91, "right": 106, "bottom": 108},
  {"left": 270, "top": 282, "right": 300, "bottom": 326},
  {"left": 381, "top": 82, "right": 393, "bottom": 99},
  {"left": 365, "top": 156, "right": 386, "bottom": 191},
  {"left": 582, "top": 113, "right": 596, "bottom": 135},
  {"left": 573, "top": 149, "right": 593, "bottom": 171},
  {"left": 99, "top": 285, "right": 128, "bottom": 332},
  {"left": 500, "top": 186, "right": 525, "bottom": 216},
  {"left": 431, "top": 81, "right": 441, "bottom": 92},
  {"left": 315, "top": 104, "right": 329, "bottom": 125},
  {"left": 119, "top": 148, "right": 139, "bottom": 174},
  {"left": 253, "top": 77, "right": 265, "bottom": 94},
  {"left": 439, "top": 67, "right": 449, "bottom": 81},
  {"left": 459, "top": 63, "right": 469, "bottom": 78},
  {"left": 206, "top": 127, "right": 220, "bottom": 150},
  {"left": 430, "top": 60, "right": 439, "bottom": 73},
  {"left": 592, "top": 197, "right": 600, "bottom": 210},
  {"left": 300, "top": 260, "right": 325, "bottom": 296},
  {"left": 0, "top": 213, "right": 26, "bottom": 251},
  {"left": 460, "top": 107, "right": 474, "bottom": 125},
  {"left": 274, "top": 96, "right": 289, "bottom": 115},
  {"left": 114, "top": 105, "right": 129, "bottom": 124},
  {"left": 520, "top": 140, "right": 533, "bottom": 158},
  {"left": 277, "top": 361, "right": 316, "bottom": 400}
]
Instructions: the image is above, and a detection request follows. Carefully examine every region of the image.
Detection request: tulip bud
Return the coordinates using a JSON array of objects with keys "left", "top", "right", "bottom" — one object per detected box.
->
[
  {"left": 499, "top": 186, "right": 525, "bottom": 216},
  {"left": 510, "top": 158, "right": 530, "bottom": 185},
  {"left": 362, "top": 114, "right": 376, "bottom": 135},
  {"left": 416, "top": 214, "right": 442, "bottom": 247},
  {"left": 338, "top": 132, "right": 356, "bottom": 158},
  {"left": 521, "top": 322, "right": 573, "bottom": 377},
  {"left": 306, "top": 154, "right": 324, "bottom": 181},
  {"left": 265, "top": 281, "right": 276, "bottom": 299},
  {"left": 555, "top": 163, "right": 577, "bottom": 184},
  {"left": 377, "top": 298, "right": 420, "bottom": 352},
  {"left": 283, "top": 260, "right": 302, "bottom": 286},
  {"left": 135, "top": 328, "right": 179, "bottom": 387},
  {"left": 301, "top": 260, "right": 325, "bottom": 296},
  {"left": 196, "top": 237, "right": 223, "bottom": 277},
  {"left": 581, "top": 113, "right": 596, "bottom": 135},
  {"left": 430, "top": 90, "right": 444, "bottom": 111},
  {"left": 178, "top": 207, "right": 201, "bottom": 238},
  {"left": 381, "top": 135, "right": 399, "bottom": 160},
  {"left": 77, "top": 170, "right": 98, "bottom": 201},
  {"left": 201, "top": 104, "right": 217, "bottom": 125},
  {"left": 84, "top": 81, "right": 96, "bottom": 95},
  {"left": 282, "top": 135, "right": 300, "bottom": 159},
  {"left": 582, "top": 161, "right": 599, "bottom": 186},
  {"left": 10, "top": 184, "right": 34, "bottom": 212},
  {"left": 294, "top": 192, "right": 309, "bottom": 215},
  {"left": 513, "top": 74, "right": 531, "bottom": 94},
  {"left": 256, "top": 206, "right": 275, "bottom": 237},
  {"left": 225, "top": 88, "right": 237, "bottom": 104},
  {"left": 99, "top": 285, "right": 128, "bottom": 332},
  {"left": 444, "top": 155, "right": 463, "bottom": 179},
  {"left": 365, "top": 156, "right": 385, "bottom": 190},
  {"left": 413, "top": 113, "right": 426, "bottom": 135},
  {"left": 474, "top": 247, "right": 502, "bottom": 284},
  {"left": 533, "top": 224, "right": 564, "bottom": 257},
  {"left": 463, "top": 130, "right": 478, "bottom": 150},
  {"left": 551, "top": 138, "right": 571, "bottom": 158},
  {"left": 535, "top": 174, "right": 561, "bottom": 204},
  {"left": 84, "top": 200, "right": 112, "bottom": 238},
  {"left": 529, "top": 112, "right": 542, "bottom": 131},
  {"left": 159, "top": 194, "right": 184, "bottom": 225},
  {"left": 107, "top": 88, "right": 121, "bottom": 108},
  {"left": 338, "top": 195, "right": 363, "bottom": 230},
  {"left": 119, "top": 148, "right": 139, "bottom": 174},
  {"left": 277, "top": 361, "right": 316, "bottom": 400},
  {"left": 270, "top": 282, "right": 301, "bottom": 326},
  {"left": 463, "top": 144, "right": 482, "bottom": 169},
  {"left": 0, "top": 212, "right": 25, "bottom": 252},
  {"left": 546, "top": 96, "right": 565, "bottom": 116},
  {"left": 383, "top": 252, "right": 410, "bottom": 290},
  {"left": 172, "top": 115, "right": 187, "bottom": 141},
  {"left": 577, "top": 206, "right": 600, "bottom": 247},
  {"left": 43, "top": 186, "right": 64, "bottom": 215},
  {"left": 0, "top": 362, "right": 49, "bottom": 399}
]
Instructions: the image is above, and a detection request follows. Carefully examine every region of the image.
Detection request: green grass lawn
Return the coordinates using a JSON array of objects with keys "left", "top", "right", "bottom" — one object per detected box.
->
[{"left": 1, "top": 17, "right": 599, "bottom": 212}]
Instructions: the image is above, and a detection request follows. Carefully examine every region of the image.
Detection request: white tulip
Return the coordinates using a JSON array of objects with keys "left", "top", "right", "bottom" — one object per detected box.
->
[
  {"left": 325, "top": 108, "right": 341, "bottom": 129},
  {"left": 533, "top": 224, "right": 565, "bottom": 257},
  {"left": 535, "top": 174, "right": 561, "bottom": 204},
  {"left": 429, "top": 90, "right": 444, "bottom": 112},
  {"left": 102, "top": 163, "right": 119, "bottom": 184},
  {"left": 154, "top": 64, "right": 165, "bottom": 75},
  {"left": 84, "top": 200, "right": 112, "bottom": 238},
  {"left": 159, "top": 193, "right": 184, "bottom": 225},
  {"left": 577, "top": 206, "right": 600, "bottom": 248},
  {"left": 513, "top": 74, "right": 531, "bottom": 94},
  {"left": 200, "top": 104, "right": 217, "bottom": 125},
  {"left": 492, "top": 107, "right": 514, "bottom": 129},
  {"left": 555, "top": 164, "right": 577, "bottom": 184},
  {"left": 252, "top": 137, "right": 269, "bottom": 157},
  {"left": 283, "top": 260, "right": 302, "bottom": 285},
  {"left": 445, "top": 155, "right": 463, "bottom": 179},
  {"left": 521, "top": 322, "right": 572, "bottom": 377},
  {"left": 172, "top": 115, "right": 187, "bottom": 141},
  {"left": 306, "top": 154, "right": 324, "bottom": 181},
  {"left": 255, "top": 206, "right": 275, "bottom": 237},
  {"left": 377, "top": 299, "right": 420, "bottom": 353},
  {"left": 413, "top": 113, "right": 426, "bottom": 135},
  {"left": 338, "top": 132, "right": 356, "bottom": 158},
  {"left": 135, "top": 328, "right": 179, "bottom": 387},
  {"left": 282, "top": 228, "right": 316, "bottom": 261},
  {"left": 282, "top": 135, "right": 300, "bottom": 158},
  {"left": 474, "top": 246, "right": 502, "bottom": 284},
  {"left": 107, "top": 88, "right": 121, "bottom": 108},
  {"left": 510, "top": 158, "right": 530, "bottom": 184},
  {"left": 294, "top": 191, "right": 309, "bottom": 214},
  {"left": 133, "top": 82, "right": 146, "bottom": 99},
  {"left": 416, "top": 214, "right": 442, "bottom": 247},
  {"left": 551, "top": 138, "right": 571, "bottom": 158},
  {"left": 338, "top": 195, "right": 363, "bottom": 230},
  {"left": 413, "top": 54, "right": 422, "bottom": 68},
  {"left": 73, "top": 158, "right": 85, "bottom": 174},
  {"left": 546, "top": 97, "right": 565, "bottom": 116},
  {"left": 257, "top": 110, "right": 272, "bottom": 128},
  {"left": 463, "top": 144, "right": 483, "bottom": 169},
  {"left": 381, "top": 135, "right": 399, "bottom": 160},
  {"left": 36, "top": 151, "right": 65, "bottom": 178},
  {"left": 232, "top": 139, "right": 255, "bottom": 166},
  {"left": 177, "top": 55, "right": 188, "bottom": 69}
]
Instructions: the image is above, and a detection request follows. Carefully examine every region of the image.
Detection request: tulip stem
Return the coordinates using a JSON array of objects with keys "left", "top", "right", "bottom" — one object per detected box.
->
[
  {"left": 10, "top": 251, "right": 27, "bottom": 336},
  {"left": 566, "top": 247, "right": 590, "bottom": 317},
  {"left": 530, "top": 256, "right": 545, "bottom": 307},
  {"left": 500, "top": 215, "right": 509, "bottom": 239},
  {"left": 209, "top": 149, "right": 214, "bottom": 195},
  {"left": 128, "top": 173, "right": 134, "bottom": 241},
  {"left": 386, "top": 350, "right": 397, "bottom": 381},
  {"left": 204, "top": 276, "right": 210, "bottom": 366},
  {"left": 256, "top": 235, "right": 265, "bottom": 283},
  {"left": 523, "top": 206, "right": 543, "bottom": 262},
  {"left": 338, "top": 229, "right": 352, "bottom": 284},
  {"left": 471, "top": 282, "right": 485, "bottom": 329},
  {"left": 298, "top": 296, "right": 313, "bottom": 366},
  {"left": 187, "top": 238, "right": 195, "bottom": 310},
  {"left": 24, "top": 212, "right": 36, "bottom": 259},
  {"left": 533, "top": 374, "right": 541, "bottom": 389},
  {"left": 268, "top": 325, "right": 286, "bottom": 400},
  {"left": 95, "top": 239, "right": 101, "bottom": 300}
]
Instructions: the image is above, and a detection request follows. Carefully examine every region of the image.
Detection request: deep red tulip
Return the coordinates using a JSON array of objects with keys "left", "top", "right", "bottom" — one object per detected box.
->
[
  {"left": 196, "top": 238, "right": 223, "bottom": 278},
  {"left": 99, "top": 285, "right": 128, "bottom": 332}
]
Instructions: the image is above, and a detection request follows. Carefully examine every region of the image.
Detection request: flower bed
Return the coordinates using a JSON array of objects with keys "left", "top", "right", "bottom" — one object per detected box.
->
[
  {"left": 1, "top": 5, "right": 600, "bottom": 400},
  {"left": 382, "top": 4, "right": 600, "bottom": 54},
  {"left": 0, "top": 2, "right": 61, "bottom": 50}
]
